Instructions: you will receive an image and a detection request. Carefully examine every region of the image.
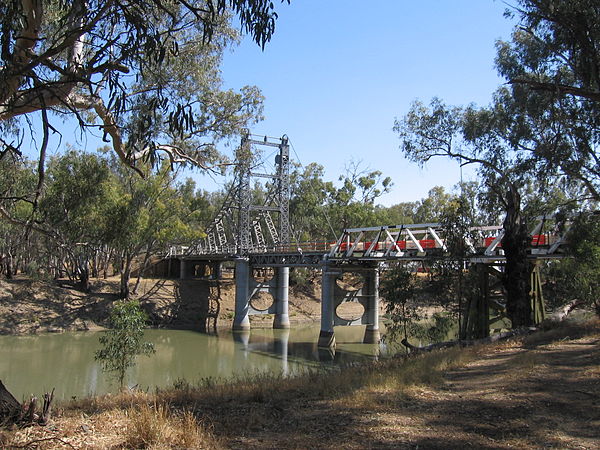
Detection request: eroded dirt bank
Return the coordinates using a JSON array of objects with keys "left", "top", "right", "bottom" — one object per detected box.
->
[{"left": 0, "top": 275, "right": 323, "bottom": 335}]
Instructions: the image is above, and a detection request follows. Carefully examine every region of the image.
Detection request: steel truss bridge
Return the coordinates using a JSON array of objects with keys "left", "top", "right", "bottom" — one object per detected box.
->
[{"left": 170, "top": 132, "right": 567, "bottom": 348}]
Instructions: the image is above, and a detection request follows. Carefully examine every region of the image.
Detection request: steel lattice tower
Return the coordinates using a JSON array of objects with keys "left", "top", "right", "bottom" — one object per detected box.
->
[{"left": 190, "top": 132, "right": 291, "bottom": 256}]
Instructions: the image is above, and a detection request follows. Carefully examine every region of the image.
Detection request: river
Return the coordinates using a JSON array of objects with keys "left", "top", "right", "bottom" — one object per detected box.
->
[{"left": 0, "top": 325, "right": 388, "bottom": 401}]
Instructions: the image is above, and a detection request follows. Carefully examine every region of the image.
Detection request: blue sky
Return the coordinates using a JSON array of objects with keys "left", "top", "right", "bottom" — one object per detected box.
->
[{"left": 209, "top": 0, "right": 516, "bottom": 206}]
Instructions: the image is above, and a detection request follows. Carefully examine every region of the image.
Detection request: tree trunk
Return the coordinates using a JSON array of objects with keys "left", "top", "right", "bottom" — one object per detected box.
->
[
  {"left": 91, "top": 250, "right": 99, "bottom": 279},
  {"left": 39, "top": 389, "right": 54, "bottom": 426},
  {"left": 77, "top": 256, "right": 91, "bottom": 292},
  {"left": 5, "top": 252, "right": 13, "bottom": 279},
  {"left": 501, "top": 187, "right": 532, "bottom": 328},
  {"left": 133, "top": 243, "right": 153, "bottom": 295},
  {"left": 120, "top": 253, "right": 133, "bottom": 299}
]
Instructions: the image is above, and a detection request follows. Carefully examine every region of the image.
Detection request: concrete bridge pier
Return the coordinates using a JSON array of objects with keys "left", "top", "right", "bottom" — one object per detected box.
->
[
  {"left": 233, "top": 258, "right": 251, "bottom": 331},
  {"left": 273, "top": 267, "right": 290, "bottom": 329},
  {"left": 363, "top": 268, "right": 381, "bottom": 344},
  {"left": 318, "top": 268, "right": 338, "bottom": 348}
]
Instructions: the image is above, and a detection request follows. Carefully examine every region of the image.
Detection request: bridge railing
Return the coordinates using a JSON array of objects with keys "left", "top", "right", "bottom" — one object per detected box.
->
[{"left": 327, "top": 220, "right": 567, "bottom": 259}]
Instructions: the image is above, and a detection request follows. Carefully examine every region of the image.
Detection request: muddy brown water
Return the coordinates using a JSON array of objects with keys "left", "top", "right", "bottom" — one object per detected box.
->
[{"left": 0, "top": 325, "right": 387, "bottom": 400}]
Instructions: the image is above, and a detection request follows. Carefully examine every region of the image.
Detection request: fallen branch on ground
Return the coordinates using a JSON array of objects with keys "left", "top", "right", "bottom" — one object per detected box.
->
[
  {"left": 401, "top": 328, "right": 535, "bottom": 353},
  {"left": 546, "top": 299, "right": 586, "bottom": 324}
]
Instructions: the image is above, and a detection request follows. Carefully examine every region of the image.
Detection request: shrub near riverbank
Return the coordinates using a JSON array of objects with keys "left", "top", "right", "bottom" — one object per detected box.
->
[{"left": 3, "top": 320, "right": 598, "bottom": 449}]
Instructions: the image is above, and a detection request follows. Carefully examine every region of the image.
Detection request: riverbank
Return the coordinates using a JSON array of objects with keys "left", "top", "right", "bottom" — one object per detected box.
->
[
  {"left": 1, "top": 320, "right": 598, "bottom": 449},
  {"left": 0, "top": 275, "right": 325, "bottom": 335}
]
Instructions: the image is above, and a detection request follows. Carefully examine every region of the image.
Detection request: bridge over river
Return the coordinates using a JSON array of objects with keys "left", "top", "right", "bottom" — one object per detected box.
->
[{"left": 168, "top": 133, "right": 567, "bottom": 348}]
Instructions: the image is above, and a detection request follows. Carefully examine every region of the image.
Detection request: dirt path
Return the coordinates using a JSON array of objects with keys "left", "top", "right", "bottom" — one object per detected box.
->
[{"left": 357, "top": 335, "right": 599, "bottom": 449}]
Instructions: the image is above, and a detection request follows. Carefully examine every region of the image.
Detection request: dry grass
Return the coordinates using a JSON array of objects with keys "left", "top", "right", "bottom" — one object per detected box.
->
[
  {"left": 152, "top": 345, "right": 481, "bottom": 413},
  {"left": 123, "top": 403, "right": 221, "bottom": 449}
]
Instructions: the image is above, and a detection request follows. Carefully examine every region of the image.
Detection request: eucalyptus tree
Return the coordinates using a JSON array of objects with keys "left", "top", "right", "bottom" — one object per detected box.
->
[
  {"left": 289, "top": 163, "right": 336, "bottom": 242},
  {"left": 288, "top": 162, "right": 393, "bottom": 243},
  {"left": 38, "top": 150, "right": 113, "bottom": 289},
  {"left": 413, "top": 186, "right": 453, "bottom": 223},
  {"left": 104, "top": 159, "right": 204, "bottom": 298},
  {"left": 0, "top": 156, "right": 36, "bottom": 278},
  {"left": 492, "top": 0, "right": 600, "bottom": 200},
  {"left": 326, "top": 163, "right": 393, "bottom": 231},
  {"left": 502, "top": 0, "right": 600, "bottom": 103},
  {"left": 0, "top": 0, "right": 288, "bottom": 197},
  {"left": 95, "top": 299, "right": 155, "bottom": 390},
  {"left": 383, "top": 201, "right": 418, "bottom": 225},
  {"left": 395, "top": 98, "right": 542, "bottom": 327},
  {"left": 393, "top": 0, "right": 600, "bottom": 327}
]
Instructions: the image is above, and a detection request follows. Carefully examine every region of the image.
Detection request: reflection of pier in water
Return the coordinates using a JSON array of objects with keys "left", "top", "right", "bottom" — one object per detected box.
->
[{"left": 231, "top": 328, "right": 381, "bottom": 375}]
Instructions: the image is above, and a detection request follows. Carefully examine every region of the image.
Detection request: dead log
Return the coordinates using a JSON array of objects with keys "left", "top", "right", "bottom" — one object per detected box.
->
[
  {"left": 401, "top": 328, "right": 535, "bottom": 353},
  {"left": 547, "top": 299, "right": 586, "bottom": 323},
  {"left": 0, "top": 380, "right": 22, "bottom": 423},
  {"left": 0, "top": 381, "right": 55, "bottom": 427},
  {"left": 400, "top": 338, "right": 458, "bottom": 353},
  {"left": 402, "top": 300, "right": 588, "bottom": 354}
]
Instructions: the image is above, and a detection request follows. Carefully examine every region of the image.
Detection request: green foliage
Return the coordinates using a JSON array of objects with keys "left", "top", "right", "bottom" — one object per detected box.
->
[
  {"left": 545, "top": 213, "right": 600, "bottom": 315},
  {"left": 289, "top": 267, "right": 317, "bottom": 293},
  {"left": 289, "top": 162, "right": 393, "bottom": 241},
  {"left": 382, "top": 264, "right": 460, "bottom": 345},
  {"left": 408, "top": 312, "right": 455, "bottom": 344},
  {"left": 489, "top": 0, "right": 600, "bottom": 201},
  {"left": 95, "top": 300, "right": 155, "bottom": 389},
  {"left": 381, "top": 264, "right": 421, "bottom": 342}
]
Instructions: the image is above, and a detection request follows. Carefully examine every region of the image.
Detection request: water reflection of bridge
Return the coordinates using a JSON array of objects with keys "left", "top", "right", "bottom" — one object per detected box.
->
[
  {"left": 231, "top": 327, "right": 382, "bottom": 375},
  {"left": 168, "top": 133, "right": 567, "bottom": 348}
]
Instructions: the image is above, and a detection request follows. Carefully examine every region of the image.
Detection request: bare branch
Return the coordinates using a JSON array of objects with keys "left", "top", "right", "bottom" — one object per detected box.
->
[{"left": 510, "top": 78, "right": 600, "bottom": 102}]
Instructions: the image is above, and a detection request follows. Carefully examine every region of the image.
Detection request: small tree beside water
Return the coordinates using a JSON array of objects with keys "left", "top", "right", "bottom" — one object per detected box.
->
[{"left": 95, "top": 300, "right": 155, "bottom": 389}]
